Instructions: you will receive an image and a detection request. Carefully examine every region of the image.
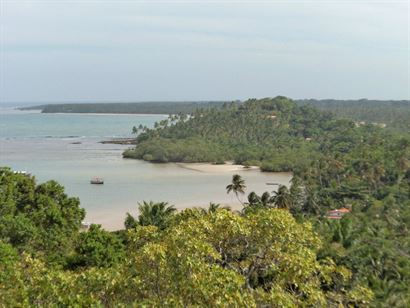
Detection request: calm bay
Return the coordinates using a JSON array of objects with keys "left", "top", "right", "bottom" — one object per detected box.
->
[{"left": 0, "top": 108, "right": 291, "bottom": 230}]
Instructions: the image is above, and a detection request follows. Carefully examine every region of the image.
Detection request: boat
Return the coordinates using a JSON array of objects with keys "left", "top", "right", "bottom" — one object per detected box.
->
[
  {"left": 90, "top": 177, "right": 104, "bottom": 184},
  {"left": 266, "top": 182, "right": 280, "bottom": 186}
]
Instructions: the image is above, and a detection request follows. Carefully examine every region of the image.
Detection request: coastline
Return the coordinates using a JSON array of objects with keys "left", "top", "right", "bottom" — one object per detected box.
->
[
  {"left": 2, "top": 110, "right": 294, "bottom": 233},
  {"left": 91, "top": 162, "right": 291, "bottom": 231},
  {"left": 100, "top": 138, "right": 136, "bottom": 145},
  {"left": 49, "top": 112, "right": 169, "bottom": 116},
  {"left": 176, "top": 162, "right": 259, "bottom": 173},
  {"left": 97, "top": 201, "right": 245, "bottom": 231}
]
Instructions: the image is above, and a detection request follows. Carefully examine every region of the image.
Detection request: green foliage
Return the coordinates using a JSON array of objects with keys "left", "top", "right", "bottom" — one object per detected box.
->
[
  {"left": 168, "top": 96, "right": 410, "bottom": 306},
  {"left": 3, "top": 96, "right": 410, "bottom": 306},
  {"left": 0, "top": 167, "right": 85, "bottom": 264},
  {"left": 0, "top": 209, "right": 372, "bottom": 306},
  {"left": 68, "top": 224, "right": 125, "bottom": 268},
  {"left": 271, "top": 185, "right": 292, "bottom": 209},
  {"left": 297, "top": 99, "right": 410, "bottom": 131},
  {"left": 124, "top": 137, "right": 226, "bottom": 163},
  {"left": 289, "top": 126, "right": 410, "bottom": 305},
  {"left": 22, "top": 101, "right": 227, "bottom": 114},
  {"left": 123, "top": 97, "right": 330, "bottom": 170},
  {"left": 125, "top": 201, "right": 176, "bottom": 230},
  {"left": 23, "top": 99, "right": 410, "bottom": 131},
  {"left": 226, "top": 174, "right": 246, "bottom": 204}
]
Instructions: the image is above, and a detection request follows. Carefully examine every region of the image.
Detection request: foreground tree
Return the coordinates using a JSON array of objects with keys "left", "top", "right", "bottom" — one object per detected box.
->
[
  {"left": 0, "top": 167, "right": 85, "bottom": 264},
  {"left": 120, "top": 209, "right": 373, "bottom": 306},
  {"left": 0, "top": 167, "right": 374, "bottom": 306}
]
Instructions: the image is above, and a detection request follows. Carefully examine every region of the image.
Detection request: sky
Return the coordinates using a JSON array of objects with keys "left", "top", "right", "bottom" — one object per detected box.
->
[{"left": 0, "top": 0, "right": 409, "bottom": 103}]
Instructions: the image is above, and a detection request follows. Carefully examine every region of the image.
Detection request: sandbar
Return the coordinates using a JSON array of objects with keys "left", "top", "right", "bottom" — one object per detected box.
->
[{"left": 176, "top": 162, "right": 259, "bottom": 173}]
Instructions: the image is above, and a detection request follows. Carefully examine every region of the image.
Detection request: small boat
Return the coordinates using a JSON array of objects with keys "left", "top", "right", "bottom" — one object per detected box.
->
[
  {"left": 90, "top": 177, "right": 104, "bottom": 184},
  {"left": 266, "top": 182, "right": 280, "bottom": 186}
]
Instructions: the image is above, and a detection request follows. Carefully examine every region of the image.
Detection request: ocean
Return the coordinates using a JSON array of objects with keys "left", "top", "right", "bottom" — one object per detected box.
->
[{"left": 0, "top": 107, "right": 291, "bottom": 230}]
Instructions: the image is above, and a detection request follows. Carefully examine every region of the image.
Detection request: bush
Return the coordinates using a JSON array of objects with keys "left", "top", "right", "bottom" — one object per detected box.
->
[
  {"left": 242, "top": 160, "right": 261, "bottom": 167},
  {"left": 68, "top": 224, "right": 125, "bottom": 268},
  {"left": 142, "top": 154, "right": 154, "bottom": 161}
]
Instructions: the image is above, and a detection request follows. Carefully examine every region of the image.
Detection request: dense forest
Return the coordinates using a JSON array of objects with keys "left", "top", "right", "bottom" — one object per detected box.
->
[
  {"left": 124, "top": 97, "right": 408, "bottom": 171},
  {"left": 20, "top": 101, "right": 227, "bottom": 115},
  {"left": 2, "top": 97, "right": 409, "bottom": 306},
  {"left": 297, "top": 99, "right": 410, "bottom": 131},
  {"left": 124, "top": 97, "right": 330, "bottom": 170}
]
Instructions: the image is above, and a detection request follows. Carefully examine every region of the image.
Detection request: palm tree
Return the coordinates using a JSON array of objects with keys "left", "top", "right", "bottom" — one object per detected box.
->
[
  {"left": 244, "top": 191, "right": 275, "bottom": 215},
  {"left": 260, "top": 191, "right": 272, "bottom": 207},
  {"left": 207, "top": 202, "right": 231, "bottom": 213},
  {"left": 207, "top": 202, "right": 221, "bottom": 213},
  {"left": 124, "top": 212, "right": 138, "bottom": 229},
  {"left": 247, "top": 191, "right": 274, "bottom": 208},
  {"left": 126, "top": 201, "right": 176, "bottom": 230},
  {"left": 247, "top": 192, "right": 260, "bottom": 206},
  {"left": 272, "top": 185, "right": 292, "bottom": 209},
  {"left": 226, "top": 174, "right": 246, "bottom": 204}
]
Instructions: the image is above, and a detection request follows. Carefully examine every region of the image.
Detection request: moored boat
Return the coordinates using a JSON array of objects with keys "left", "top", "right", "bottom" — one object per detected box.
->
[{"left": 90, "top": 177, "right": 104, "bottom": 184}]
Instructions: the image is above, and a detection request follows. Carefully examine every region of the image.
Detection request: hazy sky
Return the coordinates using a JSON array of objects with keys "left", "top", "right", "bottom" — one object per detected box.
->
[{"left": 0, "top": 0, "right": 409, "bottom": 103}]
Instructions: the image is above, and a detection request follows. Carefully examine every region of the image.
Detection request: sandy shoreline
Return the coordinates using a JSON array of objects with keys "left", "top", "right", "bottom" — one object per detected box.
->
[
  {"left": 176, "top": 162, "right": 259, "bottom": 173},
  {"left": 85, "top": 162, "right": 291, "bottom": 231}
]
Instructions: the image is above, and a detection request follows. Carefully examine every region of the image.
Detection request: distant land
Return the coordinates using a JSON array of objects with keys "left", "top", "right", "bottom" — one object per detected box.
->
[
  {"left": 20, "top": 99, "right": 410, "bottom": 130},
  {"left": 19, "top": 101, "right": 229, "bottom": 115}
]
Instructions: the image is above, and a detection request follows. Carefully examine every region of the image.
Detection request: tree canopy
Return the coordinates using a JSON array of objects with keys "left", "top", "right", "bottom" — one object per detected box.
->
[{"left": 2, "top": 96, "right": 409, "bottom": 306}]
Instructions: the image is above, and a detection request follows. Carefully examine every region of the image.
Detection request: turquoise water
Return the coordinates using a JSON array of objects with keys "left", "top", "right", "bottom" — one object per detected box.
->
[
  {"left": 0, "top": 108, "right": 166, "bottom": 139},
  {"left": 0, "top": 108, "right": 291, "bottom": 230}
]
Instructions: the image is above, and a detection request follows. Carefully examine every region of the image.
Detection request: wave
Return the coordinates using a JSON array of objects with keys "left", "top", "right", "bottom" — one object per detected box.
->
[
  {"left": 1, "top": 135, "right": 85, "bottom": 140},
  {"left": 44, "top": 135, "right": 84, "bottom": 139}
]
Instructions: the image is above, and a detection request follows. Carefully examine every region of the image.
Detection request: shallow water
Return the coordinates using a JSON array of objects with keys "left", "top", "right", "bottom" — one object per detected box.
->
[{"left": 0, "top": 108, "right": 291, "bottom": 229}]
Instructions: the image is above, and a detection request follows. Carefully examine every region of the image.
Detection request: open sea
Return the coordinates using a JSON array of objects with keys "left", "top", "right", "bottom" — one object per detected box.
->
[{"left": 0, "top": 107, "right": 291, "bottom": 229}]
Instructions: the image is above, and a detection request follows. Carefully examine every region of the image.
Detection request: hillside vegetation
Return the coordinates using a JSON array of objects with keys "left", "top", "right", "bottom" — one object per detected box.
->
[
  {"left": 297, "top": 99, "right": 410, "bottom": 131},
  {"left": 2, "top": 97, "right": 409, "bottom": 306},
  {"left": 123, "top": 97, "right": 410, "bottom": 305},
  {"left": 124, "top": 97, "right": 392, "bottom": 171}
]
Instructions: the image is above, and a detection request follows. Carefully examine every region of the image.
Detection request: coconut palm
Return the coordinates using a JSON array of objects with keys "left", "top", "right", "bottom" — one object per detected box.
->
[
  {"left": 272, "top": 185, "right": 292, "bottom": 209},
  {"left": 207, "top": 202, "right": 231, "bottom": 213},
  {"left": 260, "top": 191, "right": 272, "bottom": 207},
  {"left": 208, "top": 202, "right": 221, "bottom": 212},
  {"left": 226, "top": 174, "right": 246, "bottom": 204},
  {"left": 124, "top": 212, "right": 138, "bottom": 229},
  {"left": 247, "top": 192, "right": 260, "bottom": 206},
  {"left": 125, "top": 201, "right": 176, "bottom": 230}
]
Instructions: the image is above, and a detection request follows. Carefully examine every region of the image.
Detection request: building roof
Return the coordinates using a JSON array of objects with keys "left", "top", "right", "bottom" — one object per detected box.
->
[
  {"left": 325, "top": 207, "right": 351, "bottom": 219},
  {"left": 328, "top": 207, "right": 350, "bottom": 214}
]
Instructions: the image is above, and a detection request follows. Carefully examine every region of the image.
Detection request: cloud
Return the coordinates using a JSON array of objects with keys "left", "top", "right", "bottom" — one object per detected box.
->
[{"left": 0, "top": 0, "right": 408, "bottom": 101}]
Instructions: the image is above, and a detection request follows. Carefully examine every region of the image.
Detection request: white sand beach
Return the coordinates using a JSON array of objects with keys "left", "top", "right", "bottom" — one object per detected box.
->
[{"left": 176, "top": 162, "right": 259, "bottom": 173}]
